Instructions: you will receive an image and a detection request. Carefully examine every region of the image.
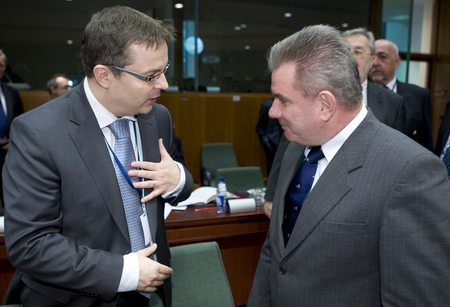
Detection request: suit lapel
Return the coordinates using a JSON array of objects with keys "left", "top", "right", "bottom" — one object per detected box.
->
[
  {"left": 67, "top": 85, "right": 130, "bottom": 243},
  {"left": 273, "top": 142, "right": 304, "bottom": 253},
  {"left": 137, "top": 113, "right": 160, "bottom": 243},
  {"left": 367, "top": 82, "right": 382, "bottom": 117},
  {"left": 280, "top": 112, "right": 378, "bottom": 258}
]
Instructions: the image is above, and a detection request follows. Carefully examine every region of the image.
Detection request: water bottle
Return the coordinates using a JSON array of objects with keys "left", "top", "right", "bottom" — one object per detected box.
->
[{"left": 216, "top": 177, "right": 227, "bottom": 213}]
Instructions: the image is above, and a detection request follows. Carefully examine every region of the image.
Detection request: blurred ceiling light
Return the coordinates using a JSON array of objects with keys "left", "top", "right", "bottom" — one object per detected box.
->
[
  {"left": 67, "top": 39, "right": 73, "bottom": 45},
  {"left": 174, "top": 3, "right": 184, "bottom": 9},
  {"left": 284, "top": 12, "right": 292, "bottom": 18}
]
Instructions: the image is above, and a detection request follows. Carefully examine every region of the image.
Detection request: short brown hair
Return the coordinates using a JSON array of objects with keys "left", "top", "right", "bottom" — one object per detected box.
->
[{"left": 81, "top": 6, "right": 175, "bottom": 78}]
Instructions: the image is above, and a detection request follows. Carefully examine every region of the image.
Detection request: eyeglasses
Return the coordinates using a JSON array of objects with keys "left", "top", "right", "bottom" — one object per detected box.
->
[{"left": 109, "top": 61, "right": 170, "bottom": 85}]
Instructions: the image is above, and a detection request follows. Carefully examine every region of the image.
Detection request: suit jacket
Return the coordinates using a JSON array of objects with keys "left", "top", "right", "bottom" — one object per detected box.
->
[
  {"left": 248, "top": 111, "right": 450, "bottom": 306},
  {"left": 3, "top": 83, "right": 193, "bottom": 306},
  {"left": 435, "top": 100, "right": 450, "bottom": 156},
  {"left": 367, "top": 81, "right": 406, "bottom": 134},
  {"left": 256, "top": 98, "right": 282, "bottom": 172},
  {"left": 0, "top": 81, "right": 24, "bottom": 202},
  {"left": 0, "top": 81, "right": 24, "bottom": 140},
  {"left": 396, "top": 81, "right": 434, "bottom": 150}
]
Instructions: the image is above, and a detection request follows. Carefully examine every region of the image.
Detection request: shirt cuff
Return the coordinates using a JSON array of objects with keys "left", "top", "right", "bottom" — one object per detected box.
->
[
  {"left": 118, "top": 253, "right": 139, "bottom": 292},
  {"left": 162, "top": 161, "right": 185, "bottom": 199}
]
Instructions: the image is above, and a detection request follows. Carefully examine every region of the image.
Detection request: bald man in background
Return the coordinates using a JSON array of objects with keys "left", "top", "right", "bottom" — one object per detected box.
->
[
  {"left": 47, "top": 73, "right": 72, "bottom": 100},
  {"left": 370, "top": 38, "right": 433, "bottom": 151}
]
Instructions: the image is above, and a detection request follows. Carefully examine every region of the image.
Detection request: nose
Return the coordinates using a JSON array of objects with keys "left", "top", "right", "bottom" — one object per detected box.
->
[
  {"left": 268, "top": 98, "right": 282, "bottom": 119},
  {"left": 372, "top": 56, "right": 380, "bottom": 67},
  {"left": 156, "top": 72, "right": 169, "bottom": 90}
]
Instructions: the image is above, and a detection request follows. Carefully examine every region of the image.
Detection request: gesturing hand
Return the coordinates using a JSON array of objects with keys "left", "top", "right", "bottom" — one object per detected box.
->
[{"left": 129, "top": 138, "right": 180, "bottom": 203}]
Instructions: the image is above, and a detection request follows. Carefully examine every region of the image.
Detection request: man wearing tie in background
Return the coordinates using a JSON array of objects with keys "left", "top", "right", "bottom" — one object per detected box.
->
[
  {"left": 3, "top": 6, "right": 192, "bottom": 307},
  {"left": 248, "top": 25, "right": 450, "bottom": 306},
  {"left": 342, "top": 28, "right": 406, "bottom": 134},
  {"left": 0, "top": 49, "right": 24, "bottom": 209},
  {"left": 370, "top": 38, "right": 434, "bottom": 151}
]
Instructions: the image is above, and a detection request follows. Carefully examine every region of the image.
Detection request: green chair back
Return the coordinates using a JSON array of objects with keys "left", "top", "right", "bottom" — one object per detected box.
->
[
  {"left": 149, "top": 241, "right": 234, "bottom": 307},
  {"left": 201, "top": 143, "right": 238, "bottom": 186},
  {"left": 216, "top": 166, "right": 265, "bottom": 192}
]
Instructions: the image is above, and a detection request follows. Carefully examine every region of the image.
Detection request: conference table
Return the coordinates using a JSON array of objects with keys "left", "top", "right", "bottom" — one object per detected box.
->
[{"left": 0, "top": 203, "right": 269, "bottom": 306}]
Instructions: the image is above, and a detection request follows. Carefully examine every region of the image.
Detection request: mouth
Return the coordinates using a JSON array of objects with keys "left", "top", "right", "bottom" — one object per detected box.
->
[{"left": 147, "top": 94, "right": 159, "bottom": 103}]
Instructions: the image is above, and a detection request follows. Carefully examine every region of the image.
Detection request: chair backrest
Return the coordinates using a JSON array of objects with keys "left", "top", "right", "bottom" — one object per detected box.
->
[
  {"left": 216, "top": 166, "right": 265, "bottom": 192},
  {"left": 149, "top": 242, "right": 234, "bottom": 307},
  {"left": 201, "top": 143, "right": 238, "bottom": 186}
]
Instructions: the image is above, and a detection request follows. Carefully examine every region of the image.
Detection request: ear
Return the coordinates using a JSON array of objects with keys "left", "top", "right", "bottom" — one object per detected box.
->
[
  {"left": 92, "top": 64, "right": 112, "bottom": 89},
  {"left": 317, "top": 91, "right": 336, "bottom": 122},
  {"left": 394, "top": 56, "right": 401, "bottom": 70}
]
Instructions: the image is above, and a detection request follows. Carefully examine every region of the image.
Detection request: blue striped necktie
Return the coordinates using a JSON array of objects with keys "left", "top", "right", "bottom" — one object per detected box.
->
[
  {"left": 283, "top": 146, "right": 324, "bottom": 245},
  {"left": 109, "top": 119, "right": 145, "bottom": 251},
  {"left": 109, "top": 119, "right": 152, "bottom": 298}
]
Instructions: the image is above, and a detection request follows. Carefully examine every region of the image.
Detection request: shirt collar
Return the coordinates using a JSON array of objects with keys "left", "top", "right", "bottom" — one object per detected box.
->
[
  {"left": 385, "top": 77, "right": 397, "bottom": 92},
  {"left": 83, "top": 77, "right": 137, "bottom": 130},
  {"left": 318, "top": 105, "right": 367, "bottom": 163}
]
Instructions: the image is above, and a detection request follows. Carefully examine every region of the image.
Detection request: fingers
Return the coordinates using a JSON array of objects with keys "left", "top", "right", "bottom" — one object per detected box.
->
[
  {"left": 263, "top": 201, "right": 273, "bottom": 219},
  {"left": 137, "top": 247, "right": 174, "bottom": 292},
  {"left": 128, "top": 138, "right": 180, "bottom": 201},
  {"left": 136, "top": 243, "right": 157, "bottom": 258},
  {"left": 158, "top": 138, "right": 170, "bottom": 159}
]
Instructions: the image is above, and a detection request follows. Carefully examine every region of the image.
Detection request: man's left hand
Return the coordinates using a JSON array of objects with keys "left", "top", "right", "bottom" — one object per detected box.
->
[{"left": 129, "top": 138, "right": 180, "bottom": 203}]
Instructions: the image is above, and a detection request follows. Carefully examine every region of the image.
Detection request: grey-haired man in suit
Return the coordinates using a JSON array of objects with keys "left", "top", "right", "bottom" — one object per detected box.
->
[
  {"left": 3, "top": 6, "right": 192, "bottom": 307},
  {"left": 248, "top": 24, "right": 450, "bottom": 306},
  {"left": 263, "top": 27, "right": 407, "bottom": 219}
]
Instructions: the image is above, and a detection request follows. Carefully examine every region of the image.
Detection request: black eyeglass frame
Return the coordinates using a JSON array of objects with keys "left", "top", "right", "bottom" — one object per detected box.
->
[{"left": 108, "top": 61, "right": 170, "bottom": 85}]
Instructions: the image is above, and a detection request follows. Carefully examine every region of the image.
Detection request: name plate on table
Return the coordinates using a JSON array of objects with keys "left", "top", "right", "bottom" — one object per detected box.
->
[{"left": 226, "top": 198, "right": 256, "bottom": 213}]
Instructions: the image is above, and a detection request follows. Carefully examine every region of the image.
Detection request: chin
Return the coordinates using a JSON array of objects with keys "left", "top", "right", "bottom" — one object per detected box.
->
[{"left": 138, "top": 104, "right": 153, "bottom": 115}]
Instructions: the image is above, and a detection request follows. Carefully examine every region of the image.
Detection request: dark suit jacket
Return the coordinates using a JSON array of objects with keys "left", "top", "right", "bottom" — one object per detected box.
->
[
  {"left": 367, "top": 81, "right": 406, "bottom": 134},
  {"left": 256, "top": 98, "right": 281, "bottom": 173},
  {"left": 396, "top": 81, "right": 433, "bottom": 150},
  {"left": 265, "top": 85, "right": 406, "bottom": 202},
  {"left": 3, "top": 83, "right": 193, "bottom": 306},
  {"left": 0, "top": 81, "right": 24, "bottom": 203},
  {"left": 249, "top": 111, "right": 450, "bottom": 306},
  {"left": 435, "top": 101, "right": 450, "bottom": 156}
]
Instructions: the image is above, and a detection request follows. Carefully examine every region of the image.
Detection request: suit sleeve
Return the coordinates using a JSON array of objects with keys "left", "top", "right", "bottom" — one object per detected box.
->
[
  {"left": 247, "top": 231, "right": 272, "bottom": 306},
  {"left": 380, "top": 153, "right": 450, "bottom": 305}
]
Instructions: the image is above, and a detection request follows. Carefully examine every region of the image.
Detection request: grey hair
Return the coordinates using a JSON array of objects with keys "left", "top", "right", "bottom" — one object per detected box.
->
[
  {"left": 268, "top": 24, "right": 362, "bottom": 110},
  {"left": 342, "top": 27, "right": 375, "bottom": 55}
]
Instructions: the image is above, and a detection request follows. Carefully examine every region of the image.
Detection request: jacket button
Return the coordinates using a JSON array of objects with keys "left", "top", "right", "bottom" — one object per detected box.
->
[{"left": 279, "top": 267, "right": 286, "bottom": 275}]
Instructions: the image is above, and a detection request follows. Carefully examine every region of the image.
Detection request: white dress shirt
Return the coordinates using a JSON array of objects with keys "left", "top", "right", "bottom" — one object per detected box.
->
[
  {"left": 308, "top": 105, "right": 368, "bottom": 189},
  {"left": 83, "top": 78, "right": 185, "bottom": 292}
]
